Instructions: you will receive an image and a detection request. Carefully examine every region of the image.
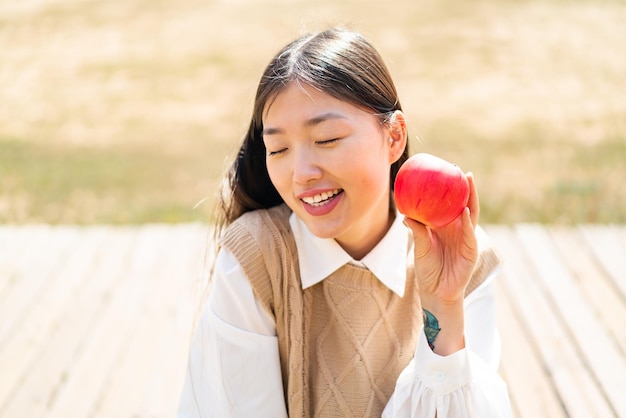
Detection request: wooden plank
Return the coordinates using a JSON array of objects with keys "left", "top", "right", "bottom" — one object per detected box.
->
[
  {"left": 492, "top": 269, "right": 566, "bottom": 418},
  {"left": 579, "top": 225, "right": 626, "bottom": 300},
  {"left": 0, "top": 225, "right": 211, "bottom": 418},
  {"left": 0, "top": 225, "right": 55, "bottom": 311},
  {"left": 135, "top": 225, "right": 212, "bottom": 417},
  {"left": 92, "top": 225, "right": 206, "bottom": 418},
  {"left": 0, "top": 226, "right": 82, "bottom": 407},
  {"left": 0, "top": 226, "right": 38, "bottom": 297},
  {"left": 44, "top": 226, "right": 176, "bottom": 418},
  {"left": 516, "top": 224, "right": 626, "bottom": 417},
  {"left": 485, "top": 225, "right": 614, "bottom": 418},
  {"left": 0, "top": 226, "right": 81, "bottom": 345},
  {"left": 0, "top": 227, "right": 138, "bottom": 418},
  {"left": 0, "top": 226, "right": 106, "bottom": 413},
  {"left": 549, "top": 226, "right": 626, "bottom": 354}
]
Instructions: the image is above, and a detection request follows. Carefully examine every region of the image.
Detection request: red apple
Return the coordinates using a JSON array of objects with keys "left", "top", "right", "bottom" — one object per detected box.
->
[{"left": 394, "top": 153, "right": 470, "bottom": 228}]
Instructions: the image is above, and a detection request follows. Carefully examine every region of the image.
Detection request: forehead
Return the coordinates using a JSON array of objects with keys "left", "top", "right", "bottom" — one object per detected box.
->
[{"left": 262, "top": 82, "right": 367, "bottom": 127}]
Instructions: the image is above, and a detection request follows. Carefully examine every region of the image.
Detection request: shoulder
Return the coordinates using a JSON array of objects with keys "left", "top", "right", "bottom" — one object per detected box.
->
[
  {"left": 220, "top": 204, "right": 292, "bottom": 250},
  {"left": 218, "top": 204, "right": 296, "bottom": 316},
  {"left": 227, "top": 203, "right": 291, "bottom": 232},
  {"left": 219, "top": 203, "right": 296, "bottom": 281}
]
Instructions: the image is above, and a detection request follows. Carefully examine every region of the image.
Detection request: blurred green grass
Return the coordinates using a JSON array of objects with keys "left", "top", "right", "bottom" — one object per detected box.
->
[
  {"left": 1, "top": 0, "right": 625, "bottom": 224},
  {"left": 0, "top": 138, "right": 228, "bottom": 223}
]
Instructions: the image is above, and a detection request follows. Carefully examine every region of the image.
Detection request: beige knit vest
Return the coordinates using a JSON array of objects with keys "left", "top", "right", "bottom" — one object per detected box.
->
[{"left": 220, "top": 204, "right": 499, "bottom": 417}]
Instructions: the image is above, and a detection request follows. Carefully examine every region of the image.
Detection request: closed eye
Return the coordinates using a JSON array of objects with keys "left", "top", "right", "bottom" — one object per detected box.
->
[
  {"left": 316, "top": 138, "right": 341, "bottom": 146},
  {"left": 267, "top": 148, "right": 287, "bottom": 157}
]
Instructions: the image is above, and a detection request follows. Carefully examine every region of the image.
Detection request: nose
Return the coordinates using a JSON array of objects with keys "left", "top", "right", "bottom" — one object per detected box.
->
[{"left": 292, "top": 147, "right": 323, "bottom": 185}]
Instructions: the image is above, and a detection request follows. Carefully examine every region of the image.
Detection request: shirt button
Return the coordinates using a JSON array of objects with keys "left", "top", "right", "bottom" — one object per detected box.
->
[{"left": 434, "top": 371, "right": 446, "bottom": 382}]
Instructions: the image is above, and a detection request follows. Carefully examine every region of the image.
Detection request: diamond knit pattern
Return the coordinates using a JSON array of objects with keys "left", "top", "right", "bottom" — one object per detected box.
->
[
  {"left": 220, "top": 204, "right": 499, "bottom": 417},
  {"left": 306, "top": 265, "right": 421, "bottom": 417}
]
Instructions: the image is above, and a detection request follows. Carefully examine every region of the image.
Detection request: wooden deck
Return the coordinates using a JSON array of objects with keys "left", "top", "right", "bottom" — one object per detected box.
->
[{"left": 0, "top": 224, "right": 624, "bottom": 418}]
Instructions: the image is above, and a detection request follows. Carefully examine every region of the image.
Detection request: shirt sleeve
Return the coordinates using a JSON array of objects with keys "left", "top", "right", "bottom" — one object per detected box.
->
[
  {"left": 177, "top": 248, "right": 288, "bottom": 418},
  {"left": 382, "top": 271, "right": 514, "bottom": 418},
  {"left": 178, "top": 248, "right": 513, "bottom": 418}
]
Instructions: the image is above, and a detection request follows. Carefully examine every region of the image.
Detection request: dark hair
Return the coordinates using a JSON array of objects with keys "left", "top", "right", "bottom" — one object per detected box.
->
[{"left": 215, "top": 27, "right": 409, "bottom": 232}]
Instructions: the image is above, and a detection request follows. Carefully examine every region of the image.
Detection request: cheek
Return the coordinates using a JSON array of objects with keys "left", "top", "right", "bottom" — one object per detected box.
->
[
  {"left": 265, "top": 159, "right": 290, "bottom": 197},
  {"left": 265, "top": 160, "right": 281, "bottom": 189},
  {"left": 347, "top": 149, "right": 390, "bottom": 189}
]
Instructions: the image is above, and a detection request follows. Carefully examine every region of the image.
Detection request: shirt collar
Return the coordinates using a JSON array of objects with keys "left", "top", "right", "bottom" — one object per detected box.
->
[{"left": 289, "top": 211, "right": 409, "bottom": 297}]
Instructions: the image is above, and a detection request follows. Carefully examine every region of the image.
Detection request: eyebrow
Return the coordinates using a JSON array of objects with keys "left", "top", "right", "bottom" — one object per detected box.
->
[{"left": 262, "top": 112, "right": 347, "bottom": 136}]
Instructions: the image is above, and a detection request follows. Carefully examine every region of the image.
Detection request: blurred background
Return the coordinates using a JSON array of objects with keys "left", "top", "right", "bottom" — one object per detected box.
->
[
  {"left": 2, "top": 2, "right": 625, "bottom": 417},
  {"left": 1, "top": 0, "right": 625, "bottom": 225}
]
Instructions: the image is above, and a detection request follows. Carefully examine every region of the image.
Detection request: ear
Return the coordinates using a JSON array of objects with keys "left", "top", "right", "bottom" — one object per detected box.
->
[{"left": 386, "top": 110, "right": 407, "bottom": 164}]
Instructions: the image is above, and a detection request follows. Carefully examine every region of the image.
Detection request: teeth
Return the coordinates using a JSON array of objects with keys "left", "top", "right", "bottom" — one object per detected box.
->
[{"left": 302, "top": 189, "right": 340, "bottom": 206}]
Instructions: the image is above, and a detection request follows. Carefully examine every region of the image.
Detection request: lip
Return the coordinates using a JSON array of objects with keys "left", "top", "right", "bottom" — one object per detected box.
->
[
  {"left": 298, "top": 189, "right": 344, "bottom": 216},
  {"left": 296, "top": 188, "right": 339, "bottom": 199}
]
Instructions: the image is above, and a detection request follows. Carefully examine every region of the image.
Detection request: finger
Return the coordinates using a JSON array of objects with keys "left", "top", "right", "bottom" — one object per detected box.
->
[
  {"left": 403, "top": 216, "right": 432, "bottom": 258},
  {"left": 466, "top": 172, "right": 480, "bottom": 227},
  {"left": 456, "top": 208, "right": 478, "bottom": 269},
  {"left": 403, "top": 216, "right": 428, "bottom": 238},
  {"left": 461, "top": 207, "right": 478, "bottom": 254}
]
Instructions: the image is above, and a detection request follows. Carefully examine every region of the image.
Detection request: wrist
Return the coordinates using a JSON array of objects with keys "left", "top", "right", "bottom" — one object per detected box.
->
[{"left": 420, "top": 296, "right": 465, "bottom": 356}]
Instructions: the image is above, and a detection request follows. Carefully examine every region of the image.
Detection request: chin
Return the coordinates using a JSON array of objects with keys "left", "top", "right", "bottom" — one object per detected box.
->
[
  {"left": 302, "top": 217, "right": 346, "bottom": 240},
  {"left": 304, "top": 223, "right": 338, "bottom": 239}
]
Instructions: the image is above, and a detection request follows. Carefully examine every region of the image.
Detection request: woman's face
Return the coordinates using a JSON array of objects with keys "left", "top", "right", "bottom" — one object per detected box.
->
[{"left": 262, "top": 82, "right": 406, "bottom": 259}]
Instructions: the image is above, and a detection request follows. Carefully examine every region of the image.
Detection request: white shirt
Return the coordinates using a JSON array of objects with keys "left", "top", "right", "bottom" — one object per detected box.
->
[{"left": 178, "top": 213, "right": 513, "bottom": 417}]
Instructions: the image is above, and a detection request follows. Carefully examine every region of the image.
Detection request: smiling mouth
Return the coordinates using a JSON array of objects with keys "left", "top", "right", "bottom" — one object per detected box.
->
[{"left": 301, "top": 189, "right": 343, "bottom": 207}]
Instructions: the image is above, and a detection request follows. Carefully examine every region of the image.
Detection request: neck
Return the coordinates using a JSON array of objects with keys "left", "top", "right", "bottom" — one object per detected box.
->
[{"left": 337, "top": 207, "right": 395, "bottom": 261}]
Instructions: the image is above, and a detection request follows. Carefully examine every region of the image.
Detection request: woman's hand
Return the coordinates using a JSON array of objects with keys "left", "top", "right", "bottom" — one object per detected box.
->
[
  {"left": 405, "top": 172, "right": 479, "bottom": 303},
  {"left": 403, "top": 172, "right": 480, "bottom": 354}
]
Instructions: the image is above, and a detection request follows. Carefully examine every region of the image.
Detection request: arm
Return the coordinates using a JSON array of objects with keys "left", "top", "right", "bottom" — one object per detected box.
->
[
  {"left": 177, "top": 249, "right": 288, "bottom": 418},
  {"left": 409, "top": 173, "right": 481, "bottom": 357},
  {"left": 383, "top": 173, "right": 513, "bottom": 417}
]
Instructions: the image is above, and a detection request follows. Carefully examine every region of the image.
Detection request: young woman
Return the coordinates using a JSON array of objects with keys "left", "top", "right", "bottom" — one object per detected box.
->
[{"left": 178, "top": 27, "right": 513, "bottom": 417}]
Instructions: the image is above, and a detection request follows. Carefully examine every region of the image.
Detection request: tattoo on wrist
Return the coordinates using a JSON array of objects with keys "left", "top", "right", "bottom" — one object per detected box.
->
[{"left": 423, "top": 309, "right": 441, "bottom": 350}]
